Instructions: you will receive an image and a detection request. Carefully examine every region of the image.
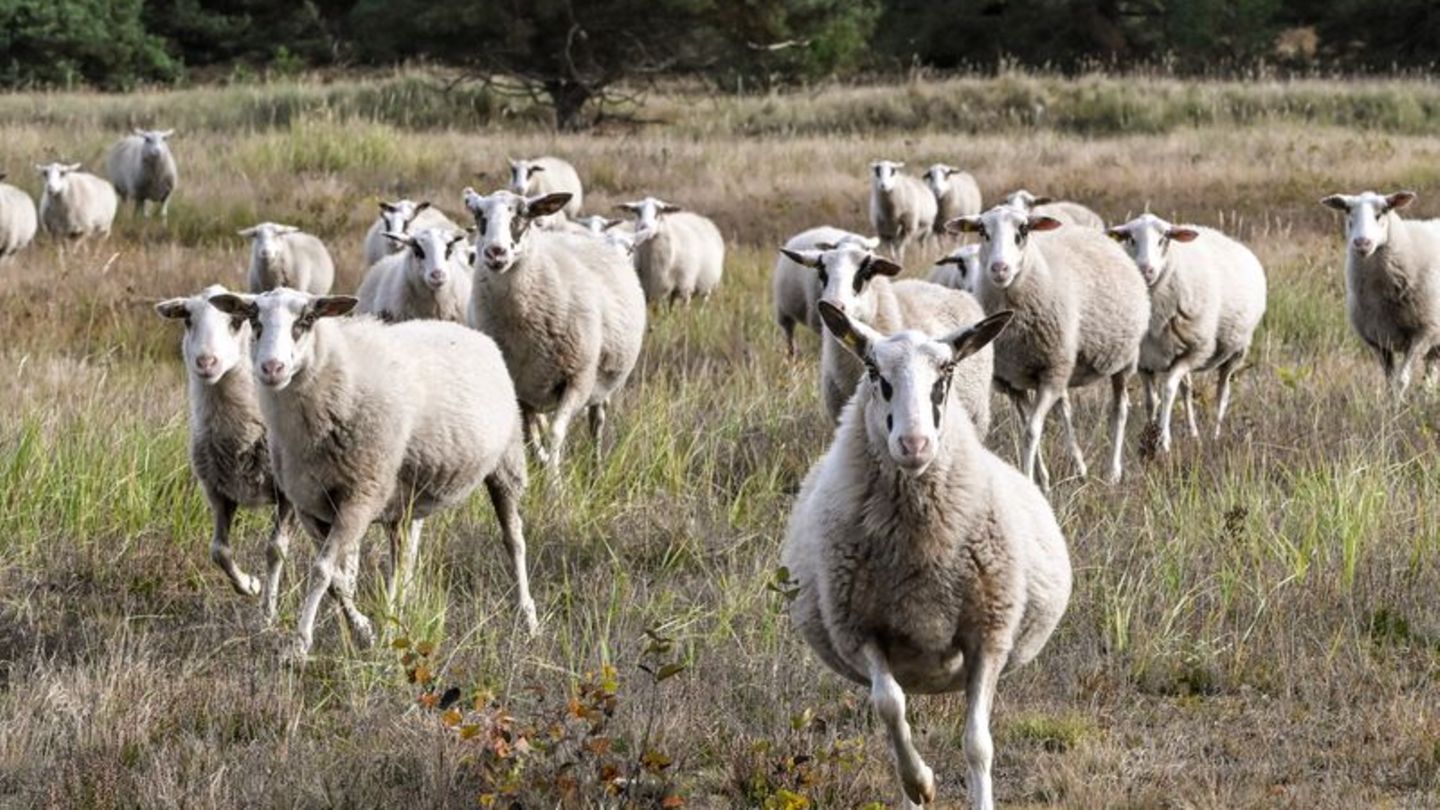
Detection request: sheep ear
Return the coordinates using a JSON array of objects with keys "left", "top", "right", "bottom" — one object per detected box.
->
[
  {"left": 307, "top": 296, "right": 358, "bottom": 320},
  {"left": 1105, "top": 226, "right": 1127, "bottom": 242},
  {"left": 414, "top": 201, "right": 432, "bottom": 213},
  {"left": 34, "top": 164, "right": 45, "bottom": 173},
  {"left": 935, "top": 255, "right": 963, "bottom": 266},
  {"left": 601, "top": 217, "right": 622, "bottom": 231},
  {"left": 525, "top": 192, "right": 571, "bottom": 219},
  {"left": 866, "top": 256, "right": 903, "bottom": 277},
  {"left": 616, "top": 202, "right": 641, "bottom": 213},
  {"left": 1029, "top": 195, "right": 1053, "bottom": 206},
  {"left": 528, "top": 165, "right": 546, "bottom": 174},
  {"left": 155, "top": 298, "right": 190, "bottom": 320},
  {"left": 447, "top": 232, "right": 468, "bottom": 249},
  {"left": 1028, "top": 216, "right": 1063, "bottom": 232},
  {"left": 208, "top": 293, "right": 257, "bottom": 317},
  {"left": 237, "top": 226, "right": 258, "bottom": 237},
  {"left": 818, "top": 300, "right": 878, "bottom": 362},
  {"left": 779, "top": 248, "right": 820, "bottom": 268},
  {"left": 275, "top": 225, "right": 299, "bottom": 235},
  {"left": 158, "top": 129, "right": 174, "bottom": 138},
  {"left": 462, "top": 188, "right": 484, "bottom": 213},
  {"left": 946, "top": 216, "right": 981, "bottom": 234},
  {"left": 658, "top": 203, "right": 682, "bottom": 214},
  {"left": 945, "top": 311, "right": 1014, "bottom": 362},
  {"left": 1167, "top": 227, "right": 1200, "bottom": 243},
  {"left": 0, "top": 172, "right": 6, "bottom": 182},
  {"left": 945, "top": 167, "right": 961, "bottom": 177},
  {"left": 379, "top": 201, "right": 397, "bottom": 213},
  {"left": 1387, "top": 191, "right": 1417, "bottom": 210},
  {"left": 382, "top": 230, "right": 413, "bottom": 248},
  {"left": 1319, "top": 194, "right": 1350, "bottom": 211},
  {"left": 860, "top": 235, "right": 881, "bottom": 249}
]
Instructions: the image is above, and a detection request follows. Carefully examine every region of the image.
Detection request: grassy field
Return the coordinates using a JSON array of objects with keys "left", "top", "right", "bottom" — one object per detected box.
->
[{"left": 3, "top": 73, "right": 1440, "bottom": 808}]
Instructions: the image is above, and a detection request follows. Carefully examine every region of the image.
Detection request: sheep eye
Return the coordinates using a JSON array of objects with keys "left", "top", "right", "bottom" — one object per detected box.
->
[
  {"left": 229, "top": 314, "right": 245, "bottom": 332},
  {"left": 250, "top": 319, "right": 263, "bottom": 337},
  {"left": 978, "top": 226, "right": 989, "bottom": 239},
  {"left": 412, "top": 244, "right": 427, "bottom": 261}
]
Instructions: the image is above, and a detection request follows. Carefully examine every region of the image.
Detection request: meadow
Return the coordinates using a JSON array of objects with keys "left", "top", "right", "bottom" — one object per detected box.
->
[{"left": 2, "top": 72, "right": 1440, "bottom": 808}]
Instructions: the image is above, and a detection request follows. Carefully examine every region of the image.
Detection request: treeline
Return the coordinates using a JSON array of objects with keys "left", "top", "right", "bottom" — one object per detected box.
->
[{"left": 2, "top": 0, "right": 1435, "bottom": 128}]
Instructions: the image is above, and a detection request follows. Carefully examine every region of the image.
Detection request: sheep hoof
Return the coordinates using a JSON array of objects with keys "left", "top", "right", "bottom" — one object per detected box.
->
[
  {"left": 232, "top": 574, "right": 261, "bottom": 598},
  {"left": 521, "top": 603, "right": 539, "bottom": 636},
  {"left": 350, "top": 616, "right": 377, "bottom": 649},
  {"left": 902, "top": 763, "right": 936, "bottom": 805},
  {"left": 281, "top": 638, "right": 310, "bottom": 669}
]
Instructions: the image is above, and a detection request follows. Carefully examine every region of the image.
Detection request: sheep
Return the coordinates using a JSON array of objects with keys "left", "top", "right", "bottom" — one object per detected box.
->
[
  {"left": 35, "top": 162, "right": 117, "bottom": 241},
  {"left": 1320, "top": 190, "right": 1440, "bottom": 397},
  {"left": 772, "top": 226, "right": 880, "bottom": 357},
  {"left": 573, "top": 214, "right": 622, "bottom": 234},
  {"left": 1108, "top": 214, "right": 1267, "bottom": 451},
  {"left": 208, "top": 288, "right": 538, "bottom": 663},
  {"left": 106, "top": 128, "right": 178, "bottom": 218},
  {"left": 869, "top": 160, "right": 937, "bottom": 262},
  {"left": 0, "top": 173, "right": 38, "bottom": 259},
  {"left": 779, "top": 243, "right": 996, "bottom": 438},
  {"left": 922, "top": 164, "right": 982, "bottom": 235},
  {"left": 465, "top": 188, "right": 646, "bottom": 472},
  {"left": 782, "top": 301, "right": 1071, "bottom": 810},
  {"left": 356, "top": 227, "right": 474, "bottom": 324},
  {"left": 155, "top": 285, "right": 297, "bottom": 623},
  {"left": 361, "top": 199, "right": 459, "bottom": 268},
  {"left": 950, "top": 204, "right": 1150, "bottom": 489},
  {"left": 509, "top": 156, "right": 584, "bottom": 225},
  {"left": 926, "top": 244, "right": 980, "bottom": 293},
  {"left": 617, "top": 196, "right": 725, "bottom": 306},
  {"left": 597, "top": 225, "right": 653, "bottom": 258},
  {"left": 1004, "top": 189, "right": 1105, "bottom": 229},
  {"left": 239, "top": 222, "right": 335, "bottom": 294}
]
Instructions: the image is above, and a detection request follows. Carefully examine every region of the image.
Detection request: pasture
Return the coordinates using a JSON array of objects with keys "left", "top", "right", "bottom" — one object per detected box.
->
[{"left": 3, "top": 73, "right": 1440, "bottom": 807}]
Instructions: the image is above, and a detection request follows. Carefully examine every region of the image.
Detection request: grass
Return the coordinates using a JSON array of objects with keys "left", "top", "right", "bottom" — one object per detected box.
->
[{"left": 3, "top": 73, "right": 1440, "bottom": 807}]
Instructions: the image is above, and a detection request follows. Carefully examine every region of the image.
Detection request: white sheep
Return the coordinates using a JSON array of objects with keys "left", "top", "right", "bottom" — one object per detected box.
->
[
  {"left": 572, "top": 214, "right": 622, "bottom": 234},
  {"left": 869, "top": 160, "right": 937, "bottom": 261},
  {"left": 772, "top": 226, "right": 880, "bottom": 357},
  {"left": 361, "top": 199, "right": 459, "bottom": 268},
  {"left": 155, "top": 285, "right": 297, "bottom": 622},
  {"left": 597, "top": 225, "right": 654, "bottom": 258},
  {"left": 617, "top": 196, "right": 725, "bottom": 306},
  {"left": 1320, "top": 190, "right": 1440, "bottom": 397},
  {"left": 239, "top": 222, "right": 335, "bottom": 294},
  {"left": 780, "top": 243, "right": 996, "bottom": 438},
  {"left": 107, "top": 128, "right": 178, "bottom": 218},
  {"left": 356, "top": 227, "right": 474, "bottom": 324},
  {"left": 950, "top": 204, "right": 1149, "bottom": 488},
  {"left": 926, "top": 244, "right": 981, "bottom": 293},
  {"left": 35, "top": 163, "right": 117, "bottom": 240},
  {"left": 0, "top": 173, "right": 38, "bottom": 259},
  {"left": 208, "top": 288, "right": 538, "bottom": 663},
  {"left": 509, "top": 156, "right": 584, "bottom": 225},
  {"left": 1004, "top": 189, "right": 1105, "bottom": 229},
  {"left": 1108, "top": 214, "right": 1267, "bottom": 451},
  {"left": 783, "top": 302, "right": 1071, "bottom": 810},
  {"left": 466, "top": 189, "right": 647, "bottom": 471},
  {"left": 922, "top": 164, "right": 982, "bottom": 235}
]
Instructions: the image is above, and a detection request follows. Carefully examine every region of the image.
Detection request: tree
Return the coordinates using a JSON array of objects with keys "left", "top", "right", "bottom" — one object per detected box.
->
[{"left": 0, "top": 0, "right": 178, "bottom": 90}]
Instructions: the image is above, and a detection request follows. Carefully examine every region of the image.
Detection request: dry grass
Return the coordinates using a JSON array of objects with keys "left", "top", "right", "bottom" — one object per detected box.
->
[{"left": 3, "top": 75, "right": 1440, "bottom": 808}]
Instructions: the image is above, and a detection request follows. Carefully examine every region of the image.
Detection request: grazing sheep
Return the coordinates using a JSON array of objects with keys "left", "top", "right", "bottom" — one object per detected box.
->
[
  {"left": 927, "top": 244, "right": 981, "bottom": 293},
  {"left": 617, "top": 196, "right": 725, "bottom": 305},
  {"left": 356, "top": 227, "right": 474, "bottom": 324},
  {"left": 107, "top": 128, "right": 178, "bottom": 218},
  {"left": 783, "top": 302, "right": 1071, "bottom": 810},
  {"left": 780, "top": 243, "right": 996, "bottom": 438},
  {"left": 239, "top": 222, "right": 335, "bottom": 294},
  {"left": 1320, "top": 190, "right": 1440, "bottom": 397},
  {"left": 0, "top": 173, "right": 38, "bottom": 259},
  {"left": 1108, "top": 214, "right": 1267, "bottom": 451},
  {"left": 209, "top": 288, "right": 538, "bottom": 663},
  {"left": 361, "top": 200, "right": 459, "bottom": 269},
  {"left": 870, "top": 160, "right": 937, "bottom": 261},
  {"left": 35, "top": 163, "right": 117, "bottom": 240},
  {"left": 950, "top": 204, "right": 1149, "bottom": 488},
  {"left": 509, "top": 156, "right": 584, "bottom": 224},
  {"left": 922, "top": 164, "right": 982, "bottom": 234},
  {"left": 1004, "top": 189, "right": 1105, "bottom": 229},
  {"left": 772, "top": 226, "right": 880, "bottom": 356},
  {"left": 466, "top": 189, "right": 646, "bottom": 471},
  {"left": 155, "top": 285, "right": 297, "bottom": 622}
]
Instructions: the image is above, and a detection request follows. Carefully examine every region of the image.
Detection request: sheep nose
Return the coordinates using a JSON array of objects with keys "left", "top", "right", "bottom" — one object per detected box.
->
[
  {"left": 426, "top": 271, "right": 446, "bottom": 286},
  {"left": 260, "top": 359, "right": 286, "bottom": 379},
  {"left": 1137, "top": 263, "right": 1154, "bottom": 277},
  {"left": 484, "top": 245, "right": 506, "bottom": 258},
  {"left": 899, "top": 435, "right": 930, "bottom": 458},
  {"left": 1352, "top": 237, "right": 1373, "bottom": 252},
  {"left": 990, "top": 261, "right": 1010, "bottom": 276},
  {"left": 195, "top": 355, "right": 218, "bottom": 373}
]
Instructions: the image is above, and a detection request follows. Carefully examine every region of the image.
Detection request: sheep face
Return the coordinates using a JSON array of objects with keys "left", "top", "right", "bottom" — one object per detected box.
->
[
  {"left": 508, "top": 159, "right": 545, "bottom": 195},
  {"left": 209, "top": 288, "right": 358, "bottom": 390},
  {"left": 136, "top": 129, "right": 174, "bottom": 161},
  {"left": 239, "top": 223, "right": 299, "bottom": 266},
  {"left": 778, "top": 243, "right": 901, "bottom": 315},
  {"left": 1107, "top": 214, "right": 1199, "bottom": 286},
  {"left": 602, "top": 227, "right": 653, "bottom": 258},
  {"left": 36, "top": 162, "right": 81, "bottom": 197},
  {"left": 377, "top": 200, "right": 430, "bottom": 238},
  {"left": 1321, "top": 191, "right": 1416, "bottom": 258},
  {"left": 464, "top": 189, "right": 572, "bottom": 273},
  {"left": 818, "top": 301, "right": 1012, "bottom": 475},
  {"left": 617, "top": 197, "right": 681, "bottom": 232},
  {"left": 922, "top": 164, "right": 957, "bottom": 198},
  {"left": 155, "top": 285, "right": 250, "bottom": 384},
  {"left": 950, "top": 205, "right": 1061, "bottom": 289},
  {"left": 934, "top": 244, "right": 981, "bottom": 292},
  {"left": 387, "top": 227, "right": 468, "bottom": 290},
  {"left": 870, "top": 160, "right": 904, "bottom": 193}
]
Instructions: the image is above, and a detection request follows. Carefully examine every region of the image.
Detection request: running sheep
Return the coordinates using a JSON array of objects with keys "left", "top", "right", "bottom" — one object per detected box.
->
[
  {"left": 107, "top": 129, "right": 178, "bottom": 218},
  {"left": 240, "top": 222, "right": 335, "bottom": 294}
]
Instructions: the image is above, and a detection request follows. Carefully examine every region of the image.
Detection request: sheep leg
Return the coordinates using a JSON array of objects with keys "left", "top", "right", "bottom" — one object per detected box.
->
[
  {"left": 1156, "top": 363, "right": 1191, "bottom": 454},
  {"left": 1106, "top": 370, "right": 1132, "bottom": 483},
  {"left": 546, "top": 374, "right": 594, "bottom": 474},
  {"left": 521, "top": 404, "right": 551, "bottom": 465},
  {"left": 159, "top": 196, "right": 170, "bottom": 219},
  {"left": 384, "top": 518, "right": 423, "bottom": 619},
  {"left": 1392, "top": 344, "right": 1421, "bottom": 399},
  {"left": 261, "top": 498, "right": 297, "bottom": 625},
  {"left": 1141, "top": 371, "right": 1157, "bottom": 421},
  {"left": 1009, "top": 391, "right": 1051, "bottom": 491},
  {"left": 587, "top": 401, "right": 607, "bottom": 465},
  {"left": 286, "top": 511, "right": 373, "bottom": 664},
  {"left": 1181, "top": 374, "right": 1200, "bottom": 440},
  {"left": 1022, "top": 385, "right": 1062, "bottom": 492},
  {"left": 963, "top": 644, "right": 1008, "bottom": 810},
  {"left": 780, "top": 319, "right": 796, "bottom": 359},
  {"left": 134, "top": 197, "right": 146, "bottom": 218},
  {"left": 862, "top": 642, "right": 935, "bottom": 806},
  {"left": 206, "top": 491, "right": 260, "bottom": 597},
  {"left": 485, "top": 460, "right": 539, "bottom": 634},
  {"left": 1214, "top": 353, "right": 1244, "bottom": 439},
  {"left": 330, "top": 534, "right": 374, "bottom": 649},
  {"left": 1056, "top": 393, "right": 1089, "bottom": 479}
]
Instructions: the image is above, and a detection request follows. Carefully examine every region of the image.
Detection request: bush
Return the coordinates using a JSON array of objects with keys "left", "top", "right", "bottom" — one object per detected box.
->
[{"left": 0, "top": 0, "right": 178, "bottom": 90}]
